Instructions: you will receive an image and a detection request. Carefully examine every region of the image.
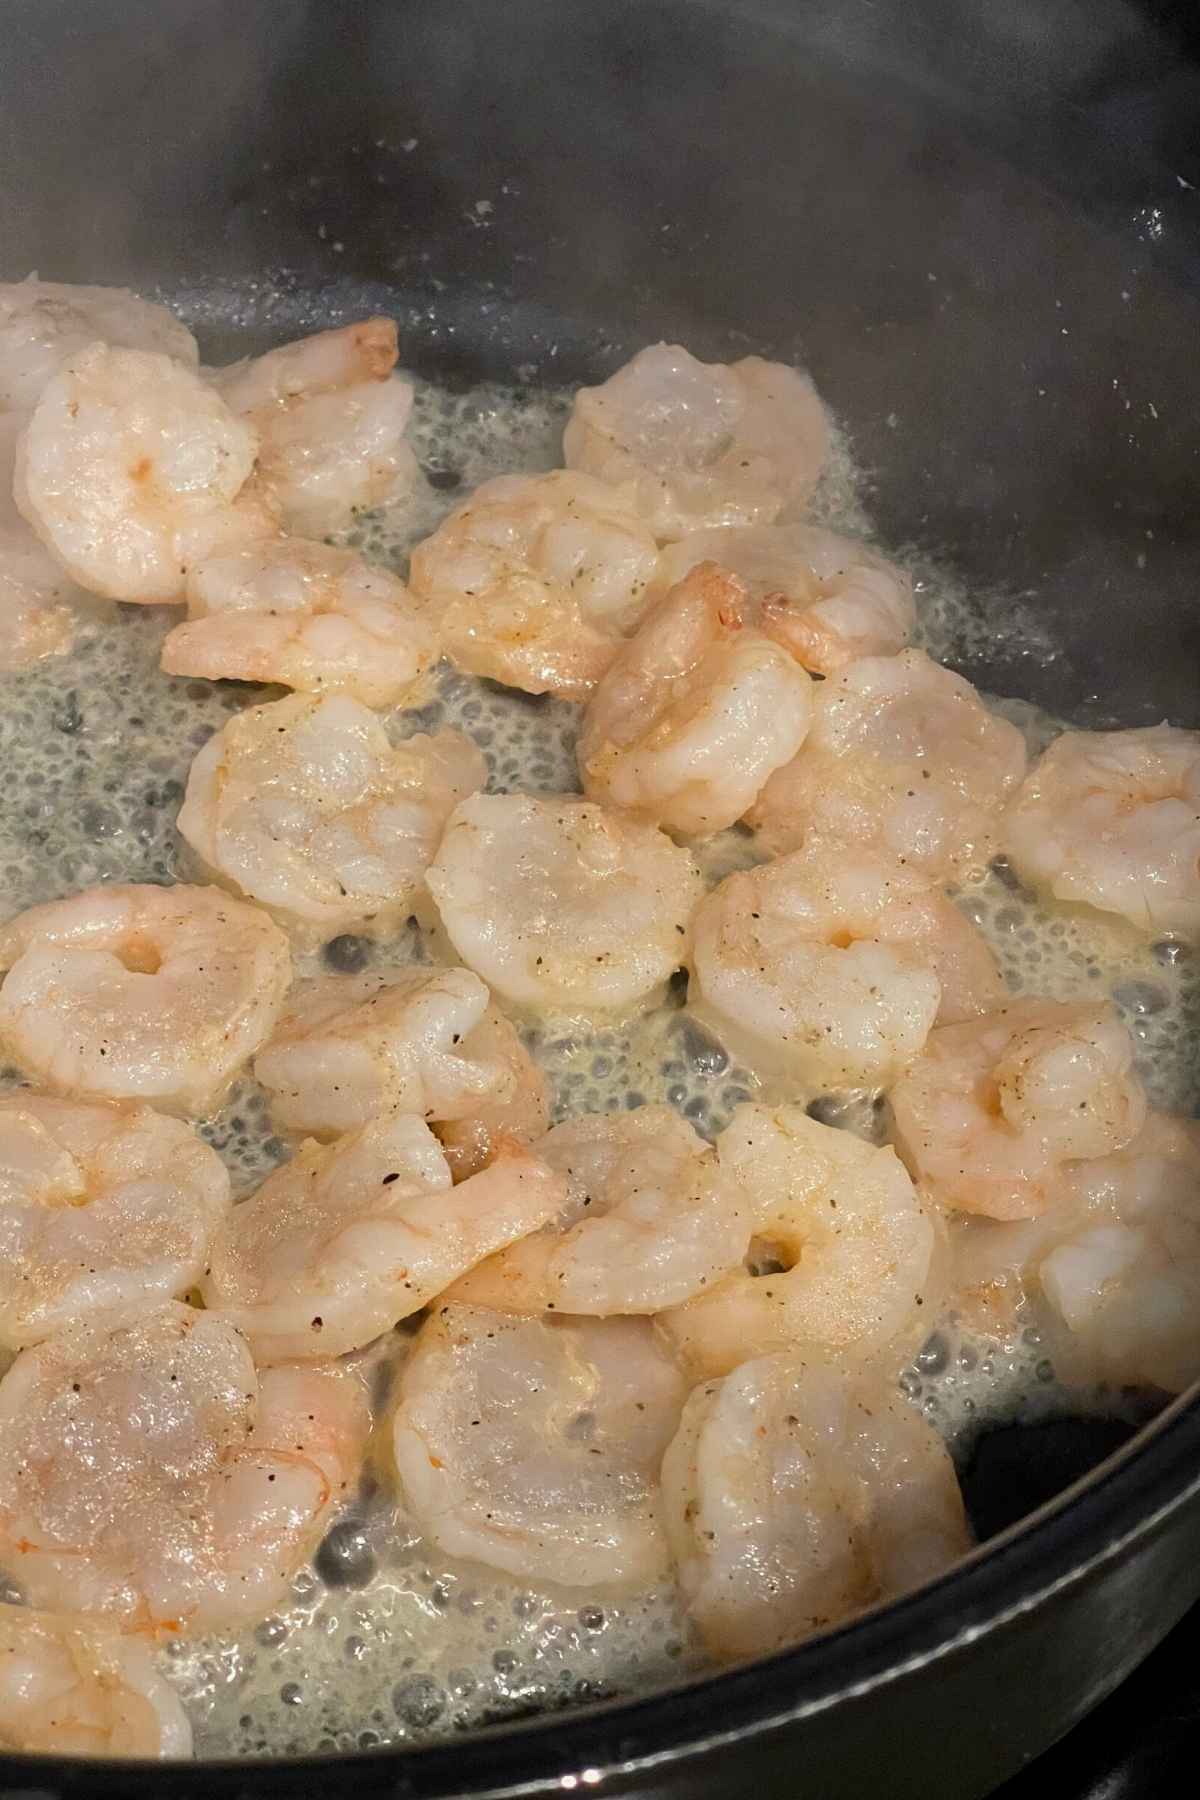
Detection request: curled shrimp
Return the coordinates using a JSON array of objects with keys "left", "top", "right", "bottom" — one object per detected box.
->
[
  {"left": 434, "top": 1004, "right": 551, "bottom": 1180},
  {"left": 1003, "top": 723, "right": 1200, "bottom": 939},
  {"left": 0, "top": 1300, "right": 369, "bottom": 1634},
  {"left": 577, "top": 561, "right": 815, "bottom": 839},
  {"left": 426, "top": 792, "right": 703, "bottom": 1013},
  {"left": 563, "top": 343, "right": 829, "bottom": 538},
  {"left": 0, "top": 1094, "right": 230, "bottom": 1347},
  {"left": 391, "top": 1303, "right": 686, "bottom": 1587},
  {"left": 0, "top": 277, "right": 199, "bottom": 413},
  {"left": 661, "top": 1352, "right": 970, "bottom": 1658},
  {"left": 176, "top": 692, "right": 486, "bottom": 944},
  {"left": 746, "top": 649, "right": 1028, "bottom": 878},
  {"left": 0, "top": 1603, "right": 192, "bottom": 1758},
  {"left": 407, "top": 469, "right": 664, "bottom": 700},
  {"left": 161, "top": 538, "right": 439, "bottom": 708},
  {"left": 0, "top": 882, "right": 292, "bottom": 1117},
  {"left": 890, "top": 999, "right": 1148, "bottom": 1220},
  {"left": 450, "top": 1105, "right": 749, "bottom": 1314},
  {"left": 658, "top": 522, "right": 914, "bottom": 675},
  {"left": 656, "top": 1104, "right": 937, "bottom": 1379},
  {"left": 688, "top": 836, "right": 1003, "bottom": 1093}
]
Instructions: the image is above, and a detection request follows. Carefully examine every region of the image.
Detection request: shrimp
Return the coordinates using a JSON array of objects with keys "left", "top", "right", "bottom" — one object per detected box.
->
[
  {"left": 202, "top": 1115, "right": 565, "bottom": 1361},
  {"left": 563, "top": 343, "right": 829, "bottom": 539},
  {"left": 426, "top": 792, "right": 703, "bottom": 1013},
  {"left": 746, "top": 650, "right": 1028, "bottom": 878},
  {"left": 161, "top": 538, "right": 439, "bottom": 708},
  {"left": 661, "top": 1352, "right": 971, "bottom": 1659},
  {"left": 658, "top": 522, "right": 914, "bottom": 676},
  {"left": 0, "top": 1095, "right": 230, "bottom": 1348},
  {"left": 0, "top": 883, "right": 291, "bottom": 1117},
  {"left": 656, "top": 1104, "right": 937, "bottom": 1379},
  {"left": 577, "top": 562, "right": 814, "bottom": 838},
  {"left": 212, "top": 319, "right": 415, "bottom": 536},
  {"left": 0, "top": 278, "right": 199, "bottom": 413},
  {"left": 0, "top": 1604, "right": 192, "bottom": 1758},
  {"left": 390, "top": 1303, "right": 686, "bottom": 1586},
  {"left": 406, "top": 470, "right": 663, "bottom": 700},
  {"left": 450, "top": 1105, "right": 749, "bottom": 1314},
  {"left": 1002, "top": 724, "right": 1200, "bottom": 940},
  {"left": 688, "top": 837, "right": 1003, "bottom": 1093},
  {"left": 14, "top": 344, "right": 266, "bottom": 604},
  {"left": 952, "top": 1111, "right": 1200, "bottom": 1394},
  {"left": 255, "top": 965, "right": 511, "bottom": 1140},
  {"left": 889, "top": 1000, "right": 1148, "bottom": 1221},
  {"left": 176, "top": 692, "right": 486, "bottom": 944},
  {"left": 0, "top": 1300, "right": 369, "bottom": 1634},
  {"left": 0, "top": 524, "right": 82, "bottom": 671},
  {"left": 434, "top": 1005, "right": 551, "bottom": 1180}
]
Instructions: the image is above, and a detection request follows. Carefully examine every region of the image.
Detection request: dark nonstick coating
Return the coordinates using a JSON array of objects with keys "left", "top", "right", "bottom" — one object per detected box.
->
[{"left": 1, "top": 1, "right": 1200, "bottom": 1794}]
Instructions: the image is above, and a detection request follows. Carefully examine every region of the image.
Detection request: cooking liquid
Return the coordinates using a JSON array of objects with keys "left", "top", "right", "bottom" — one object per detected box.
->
[{"left": 0, "top": 373, "right": 1195, "bottom": 1755}]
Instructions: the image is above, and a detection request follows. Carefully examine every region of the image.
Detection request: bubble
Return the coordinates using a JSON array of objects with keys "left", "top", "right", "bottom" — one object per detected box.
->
[
  {"left": 315, "top": 1519, "right": 377, "bottom": 1589},
  {"left": 324, "top": 933, "right": 372, "bottom": 974}
]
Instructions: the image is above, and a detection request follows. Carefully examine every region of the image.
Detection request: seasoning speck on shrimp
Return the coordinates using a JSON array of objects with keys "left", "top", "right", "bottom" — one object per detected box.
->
[
  {"left": 0, "top": 1300, "right": 369, "bottom": 1635},
  {"left": 563, "top": 342, "right": 829, "bottom": 538},
  {"left": 451, "top": 1105, "right": 749, "bottom": 1314},
  {"left": 658, "top": 521, "right": 914, "bottom": 675},
  {"left": 426, "top": 791, "right": 703, "bottom": 1013},
  {"left": 0, "top": 1095, "right": 229, "bottom": 1348},
  {"left": 177, "top": 691, "right": 486, "bottom": 944},
  {"left": 161, "top": 537, "right": 439, "bottom": 708},
  {"left": 578, "top": 561, "right": 814, "bottom": 838},
  {"left": 391, "top": 1304, "right": 686, "bottom": 1587},
  {"left": 0, "top": 1603, "right": 192, "bottom": 1758},
  {"left": 890, "top": 999, "right": 1148, "bottom": 1220},
  {"left": 0, "top": 882, "right": 291, "bottom": 1117},
  {"left": 1003, "top": 723, "right": 1200, "bottom": 940},
  {"left": 747, "top": 649, "right": 1028, "bottom": 878},
  {"left": 657, "top": 1104, "right": 937, "bottom": 1379},
  {"left": 408, "top": 469, "right": 664, "bottom": 700},
  {"left": 662, "top": 1352, "right": 971, "bottom": 1659}
]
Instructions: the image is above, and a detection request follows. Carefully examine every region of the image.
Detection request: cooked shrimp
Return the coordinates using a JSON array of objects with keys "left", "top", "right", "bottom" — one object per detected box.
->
[
  {"left": 14, "top": 345, "right": 263, "bottom": 604},
  {"left": 213, "top": 319, "right": 415, "bottom": 536},
  {"left": 434, "top": 1005, "right": 551, "bottom": 1179},
  {"left": 0, "top": 524, "right": 82, "bottom": 670},
  {"left": 1003, "top": 724, "right": 1200, "bottom": 940},
  {"left": 426, "top": 792, "right": 703, "bottom": 1013},
  {"left": 202, "top": 1116, "right": 564, "bottom": 1361},
  {"left": 161, "top": 538, "right": 438, "bottom": 707},
  {"left": 689, "top": 837, "right": 1003, "bottom": 1092},
  {"left": 177, "top": 693, "right": 486, "bottom": 943},
  {"left": 407, "top": 470, "right": 663, "bottom": 700},
  {"left": 0, "top": 1300, "right": 369, "bottom": 1634},
  {"left": 255, "top": 965, "right": 510, "bottom": 1140},
  {"left": 563, "top": 343, "right": 828, "bottom": 538},
  {"left": 953, "top": 1111, "right": 1200, "bottom": 1393},
  {"left": 661, "top": 1352, "right": 971, "bottom": 1658},
  {"left": 578, "top": 562, "right": 814, "bottom": 837},
  {"left": 658, "top": 522, "right": 914, "bottom": 675},
  {"left": 0, "top": 883, "right": 291, "bottom": 1117},
  {"left": 0, "top": 278, "right": 198, "bottom": 413},
  {"left": 657, "top": 1104, "right": 936, "bottom": 1379},
  {"left": 746, "top": 650, "right": 1028, "bottom": 878},
  {"left": 391, "top": 1304, "right": 685, "bottom": 1586},
  {"left": 0, "top": 1604, "right": 192, "bottom": 1758},
  {"left": 0, "top": 1095, "right": 229, "bottom": 1348},
  {"left": 890, "top": 1000, "right": 1148, "bottom": 1221},
  {"left": 450, "top": 1105, "right": 749, "bottom": 1314}
]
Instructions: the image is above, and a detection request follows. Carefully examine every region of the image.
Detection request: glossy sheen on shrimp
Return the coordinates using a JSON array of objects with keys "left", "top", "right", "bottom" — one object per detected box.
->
[
  {"left": 201, "top": 1117, "right": 565, "bottom": 1362},
  {"left": 578, "top": 562, "right": 814, "bottom": 838},
  {"left": 0, "top": 1603, "right": 192, "bottom": 1758},
  {"left": 0, "top": 1095, "right": 230, "bottom": 1348},
  {"left": 408, "top": 469, "right": 663, "bottom": 700},
  {"left": 0, "top": 883, "right": 292, "bottom": 1117},
  {"left": 563, "top": 343, "right": 829, "bottom": 538},
  {"left": 391, "top": 1304, "right": 686, "bottom": 1587},
  {"left": 661, "top": 1352, "right": 971, "bottom": 1658},
  {"left": 0, "top": 1301, "right": 369, "bottom": 1635},
  {"left": 177, "top": 692, "right": 486, "bottom": 943}
]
